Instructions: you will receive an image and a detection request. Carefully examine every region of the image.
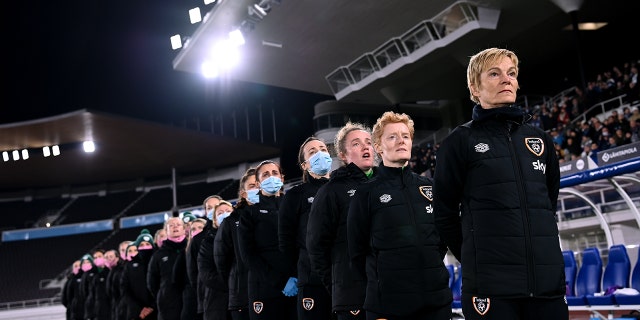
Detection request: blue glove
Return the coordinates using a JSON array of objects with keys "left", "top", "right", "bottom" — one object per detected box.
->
[{"left": 282, "top": 277, "right": 298, "bottom": 297}]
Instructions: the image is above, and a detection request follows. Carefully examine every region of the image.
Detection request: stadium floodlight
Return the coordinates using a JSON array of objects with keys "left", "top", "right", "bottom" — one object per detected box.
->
[
  {"left": 2, "top": 151, "right": 8, "bottom": 162},
  {"left": 52, "top": 145, "right": 61, "bottom": 156},
  {"left": 171, "top": 34, "right": 182, "bottom": 50},
  {"left": 43, "top": 146, "right": 51, "bottom": 157},
  {"left": 12, "top": 150, "right": 20, "bottom": 161},
  {"left": 21, "top": 149, "right": 29, "bottom": 160},
  {"left": 83, "top": 141, "right": 96, "bottom": 153},
  {"left": 229, "top": 29, "right": 245, "bottom": 46},
  {"left": 204, "top": 0, "right": 216, "bottom": 4},
  {"left": 189, "top": 7, "right": 202, "bottom": 24}
]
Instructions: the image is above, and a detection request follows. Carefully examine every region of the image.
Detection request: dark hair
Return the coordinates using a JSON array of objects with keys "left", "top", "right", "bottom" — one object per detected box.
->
[
  {"left": 236, "top": 167, "right": 256, "bottom": 209},
  {"left": 255, "top": 160, "right": 283, "bottom": 182}
]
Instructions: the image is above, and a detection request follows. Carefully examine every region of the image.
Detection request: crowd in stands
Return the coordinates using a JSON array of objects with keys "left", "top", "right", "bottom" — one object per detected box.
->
[{"left": 409, "top": 58, "right": 640, "bottom": 177}]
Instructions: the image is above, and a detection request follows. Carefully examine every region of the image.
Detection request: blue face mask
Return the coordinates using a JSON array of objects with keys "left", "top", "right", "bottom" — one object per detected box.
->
[
  {"left": 206, "top": 209, "right": 214, "bottom": 220},
  {"left": 216, "top": 212, "right": 231, "bottom": 227},
  {"left": 260, "top": 176, "right": 283, "bottom": 194},
  {"left": 308, "top": 151, "right": 332, "bottom": 176},
  {"left": 246, "top": 188, "right": 260, "bottom": 204}
]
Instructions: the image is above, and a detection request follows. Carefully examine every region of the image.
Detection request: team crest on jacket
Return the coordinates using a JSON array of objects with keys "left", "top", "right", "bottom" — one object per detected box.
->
[
  {"left": 474, "top": 142, "right": 489, "bottom": 153},
  {"left": 302, "top": 298, "right": 314, "bottom": 310},
  {"left": 473, "top": 297, "right": 490, "bottom": 315},
  {"left": 525, "top": 137, "right": 544, "bottom": 156},
  {"left": 253, "top": 301, "right": 264, "bottom": 314},
  {"left": 379, "top": 194, "right": 392, "bottom": 203},
  {"left": 419, "top": 186, "right": 433, "bottom": 201},
  {"left": 349, "top": 310, "right": 361, "bottom": 316},
  {"left": 307, "top": 197, "right": 314, "bottom": 203}
]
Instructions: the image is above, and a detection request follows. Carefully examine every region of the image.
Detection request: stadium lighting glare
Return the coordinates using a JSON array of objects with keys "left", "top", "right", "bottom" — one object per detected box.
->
[
  {"left": 43, "top": 146, "right": 51, "bottom": 157},
  {"left": 189, "top": 7, "right": 202, "bottom": 24},
  {"left": 83, "top": 141, "right": 96, "bottom": 153},
  {"left": 201, "top": 39, "right": 241, "bottom": 78},
  {"left": 52, "top": 145, "right": 61, "bottom": 156},
  {"left": 171, "top": 34, "right": 182, "bottom": 50},
  {"left": 204, "top": 0, "right": 216, "bottom": 4},
  {"left": 229, "top": 29, "right": 245, "bottom": 46},
  {"left": 12, "top": 150, "right": 20, "bottom": 161},
  {"left": 2, "top": 151, "right": 8, "bottom": 162},
  {"left": 21, "top": 149, "right": 29, "bottom": 160}
]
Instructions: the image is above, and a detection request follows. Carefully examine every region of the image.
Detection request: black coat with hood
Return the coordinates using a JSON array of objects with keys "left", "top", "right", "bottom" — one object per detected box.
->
[
  {"left": 214, "top": 207, "right": 249, "bottom": 311},
  {"left": 433, "top": 105, "right": 565, "bottom": 298},
  {"left": 147, "top": 237, "right": 187, "bottom": 320}
]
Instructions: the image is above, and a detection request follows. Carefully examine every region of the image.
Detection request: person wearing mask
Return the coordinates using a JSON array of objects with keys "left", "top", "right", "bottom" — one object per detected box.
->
[
  {"left": 121, "top": 229, "right": 157, "bottom": 320},
  {"left": 104, "top": 249, "right": 126, "bottom": 320},
  {"left": 433, "top": 47, "right": 567, "bottom": 319},
  {"left": 62, "top": 260, "right": 81, "bottom": 320},
  {"left": 198, "top": 200, "right": 234, "bottom": 320},
  {"left": 87, "top": 249, "right": 110, "bottom": 320},
  {"left": 238, "top": 160, "right": 297, "bottom": 320},
  {"left": 215, "top": 168, "right": 257, "bottom": 320},
  {"left": 278, "top": 136, "right": 332, "bottom": 320},
  {"left": 147, "top": 216, "right": 188, "bottom": 320},
  {"left": 347, "top": 111, "right": 452, "bottom": 320},
  {"left": 307, "top": 122, "right": 376, "bottom": 320}
]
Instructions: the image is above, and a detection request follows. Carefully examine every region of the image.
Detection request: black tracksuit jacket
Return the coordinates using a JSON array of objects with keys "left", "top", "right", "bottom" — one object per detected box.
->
[
  {"left": 306, "top": 162, "right": 374, "bottom": 312},
  {"left": 238, "top": 193, "right": 295, "bottom": 300},
  {"left": 147, "top": 238, "right": 187, "bottom": 320},
  {"left": 214, "top": 208, "right": 249, "bottom": 311},
  {"left": 278, "top": 175, "right": 328, "bottom": 287},
  {"left": 121, "top": 249, "right": 157, "bottom": 320},
  {"left": 348, "top": 164, "right": 452, "bottom": 315},
  {"left": 197, "top": 221, "right": 230, "bottom": 319},
  {"left": 433, "top": 105, "right": 565, "bottom": 298}
]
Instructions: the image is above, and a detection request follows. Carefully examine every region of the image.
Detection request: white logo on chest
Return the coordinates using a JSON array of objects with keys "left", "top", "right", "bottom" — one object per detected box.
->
[
  {"left": 347, "top": 189, "right": 356, "bottom": 197},
  {"left": 474, "top": 143, "right": 489, "bottom": 153},
  {"left": 532, "top": 159, "right": 546, "bottom": 174},
  {"left": 379, "top": 194, "right": 391, "bottom": 203}
]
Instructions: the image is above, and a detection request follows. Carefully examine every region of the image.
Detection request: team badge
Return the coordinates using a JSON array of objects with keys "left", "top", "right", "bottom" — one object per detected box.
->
[
  {"left": 419, "top": 186, "right": 433, "bottom": 201},
  {"left": 307, "top": 197, "right": 314, "bottom": 204},
  {"left": 379, "top": 194, "right": 391, "bottom": 203},
  {"left": 253, "top": 301, "right": 264, "bottom": 314},
  {"left": 349, "top": 310, "right": 361, "bottom": 316},
  {"left": 474, "top": 143, "right": 489, "bottom": 153},
  {"left": 525, "top": 137, "right": 544, "bottom": 156},
  {"left": 302, "top": 298, "right": 314, "bottom": 311},
  {"left": 473, "top": 296, "right": 490, "bottom": 315}
]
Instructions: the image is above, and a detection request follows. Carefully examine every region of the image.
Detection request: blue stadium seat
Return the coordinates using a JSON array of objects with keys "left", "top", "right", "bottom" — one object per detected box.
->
[
  {"left": 452, "top": 265, "right": 462, "bottom": 309},
  {"left": 614, "top": 247, "right": 640, "bottom": 305},
  {"left": 563, "top": 250, "right": 578, "bottom": 296},
  {"left": 585, "top": 244, "right": 631, "bottom": 305},
  {"left": 567, "top": 247, "right": 603, "bottom": 306}
]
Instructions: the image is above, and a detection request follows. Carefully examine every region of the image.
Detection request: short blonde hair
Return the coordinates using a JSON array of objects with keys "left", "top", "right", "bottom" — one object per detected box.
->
[
  {"left": 467, "top": 47, "right": 519, "bottom": 104},
  {"left": 372, "top": 111, "right": 414, "bottom": 147},
  {"left": 334, "top": 122, "right": 371, "bottom": 165}
]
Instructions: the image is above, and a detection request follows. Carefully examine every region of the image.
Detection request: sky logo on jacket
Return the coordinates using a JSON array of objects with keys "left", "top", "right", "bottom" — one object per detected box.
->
[{"left": 532, "top": 160, "right": 546, "bottom": 174}]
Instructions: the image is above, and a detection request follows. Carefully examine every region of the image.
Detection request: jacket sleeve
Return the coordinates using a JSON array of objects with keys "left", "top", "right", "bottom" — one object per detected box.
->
[
  {"left": 544, "top": 132, "right": 561, "bottom": 212},
  {"left": 186, "top": 236, "right": 201, "bottom": 288},
  {"left": 278, "top": 187, "right": 301, "bottom": 270},
  {"left": 346, "top": 187, "right": 370, "bottom": 282},
  {"left": 433, "top": 128, "right": 467, "bottom": 261},
  {"left": 197, "top": 234, "right": 220, "bottom": 289},
  {"left": 214, "top": 219, "right": 233, "bottom": 288},
  {"left": 306, "top": 184, "right": 338, "bottom": 291},
  {"left": 146, "top": 253, "right": 160, "bottom": 298},
  {"left": 238, "top": 209, "right": 260, "bottom": 271}
]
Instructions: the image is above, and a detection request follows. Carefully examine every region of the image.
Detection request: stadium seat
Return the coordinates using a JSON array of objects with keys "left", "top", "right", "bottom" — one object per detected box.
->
[
  {"left": 447, "top": 264, "right": 455, "bottom": 289},
  {"left": 614, "top": 247, "right": 640, "bottom": 305},
  {"left": 585, "top": 244, "right": 631, "bottom": 305},
  {"left": 563, "top": 250, "right": 578, "bottom": 296},
  {"left": 452, "top": 265, "right": 462, "bottom": 309},
  {"left": 567, "top": 247, "right": 603, "bottom": 306}
]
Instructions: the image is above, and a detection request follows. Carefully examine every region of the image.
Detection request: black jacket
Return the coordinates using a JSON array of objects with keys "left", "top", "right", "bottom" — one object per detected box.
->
[
  {"left": 433, "top": 105, "right": 565, "bottom": 298},
  {"left": 214, "top": 208, "right": 248, "bottom": 310},
  {"left": 89, "top": 267, "right": 111, "bottom": 320},
  {"left": 306, "top": 162, "right": 374, "bottom": 312},
  {"left": 238, "top": 193, "right": 294, "bottom": 300},
  {"left": 121, "top": 249, "right": 157, "bottom": 320},
  {"left": 147, "top": 237, "right": 187, "bottom": 320},
  {"left": 187, "top": 220, "right": 210, "bottom": 314},
  {"left": 278, "top": 175, "right": 328, "bottom": 287},
  {"left": 106, "top": 260, "right": 126, "bottom": 320},
  {"left": 197, "top": 221, "right": 230, "bottom": 319},
  {"left": 348, "top": 164, "right": 451, "bottom": 315},
  {"left": 64, "top": 271, "right": 84, "bottom": 320}
]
